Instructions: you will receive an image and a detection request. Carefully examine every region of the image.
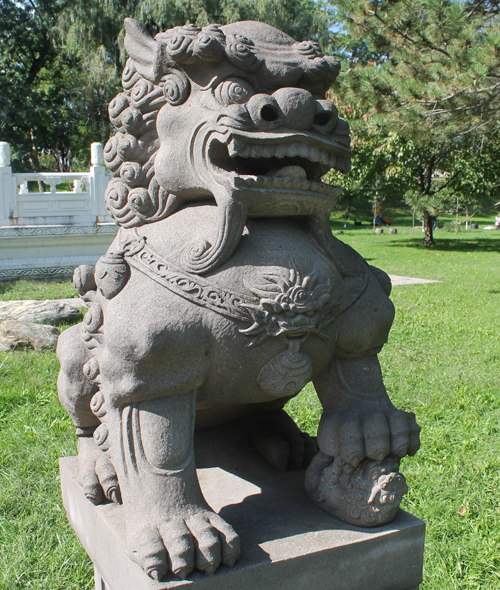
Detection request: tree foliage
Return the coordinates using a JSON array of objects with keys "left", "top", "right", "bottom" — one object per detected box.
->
[
  {"left": 0, "top": 0, "right": 330, "bottom": 172},
  {"left": 328, "top": 0, "right": 500, "bottom": 243}
]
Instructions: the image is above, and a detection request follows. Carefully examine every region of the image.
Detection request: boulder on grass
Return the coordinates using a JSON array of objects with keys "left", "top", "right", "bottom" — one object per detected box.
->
[
  {"left": 0, "top": 300, "right": 82, "bottom": 325},
  {"left": 0, "top": 320, "right": 59, "bottom": 351}
]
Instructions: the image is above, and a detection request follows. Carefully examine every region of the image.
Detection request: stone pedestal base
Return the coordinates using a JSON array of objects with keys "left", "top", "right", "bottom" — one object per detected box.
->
[{"left": 60, "top": 425, "right": 424, "bottom": 590}]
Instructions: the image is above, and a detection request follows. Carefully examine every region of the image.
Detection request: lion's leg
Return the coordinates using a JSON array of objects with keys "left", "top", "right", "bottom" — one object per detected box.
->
[
  {"left": 314, "top": 355, "right": 420, "bottom": 467},
  {"left": 305, "top": 270, "right": 420, "bottom": 526},
  {"left": 57, "top": 324, "right": 119, "bottom": 504},
  {"left": 94, "top": 390, "right": 240, "bottom": 581}
]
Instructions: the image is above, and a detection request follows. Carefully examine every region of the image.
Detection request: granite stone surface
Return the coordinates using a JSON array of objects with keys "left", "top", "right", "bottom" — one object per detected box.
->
[
  {"left": 61, "top": 424, "right": 424, "bottom": 590},
  {"left": 57, "top": 17, "right": 422, "bottom": 580}
]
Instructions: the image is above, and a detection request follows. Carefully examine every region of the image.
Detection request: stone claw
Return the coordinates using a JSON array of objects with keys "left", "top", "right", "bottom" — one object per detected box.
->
[
  {"left": 318, "top": 405, "right": 420, "bottom": 468},
  {"left": 147, "top": 568, "right": 162, "bottom": 581}
]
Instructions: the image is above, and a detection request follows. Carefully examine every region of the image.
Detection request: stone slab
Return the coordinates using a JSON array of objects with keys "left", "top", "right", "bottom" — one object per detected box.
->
[{"left": 60, "top": 425, "right": 424, "bottom": 590}]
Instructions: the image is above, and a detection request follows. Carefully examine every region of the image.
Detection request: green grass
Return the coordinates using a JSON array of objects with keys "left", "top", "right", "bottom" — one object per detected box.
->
[
  {"left": 0, "top": 351, "right": 92, "bottom": 589},
  {"left": 1, "top": 222, "right": 500, "bottom": 588},
  {"left": 0, "top": 279, "right": 77, "bottom": 302},
  {"left": 286, "top": 222, "right": 500, "bottom": 589}
]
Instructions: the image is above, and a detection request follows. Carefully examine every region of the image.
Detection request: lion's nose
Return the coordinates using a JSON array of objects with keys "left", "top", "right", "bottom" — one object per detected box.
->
[
  {"left": 247, "top": 89, "right": 336, "bottom": 133},
  {"left": 272, "top": 88, "right": 316, "bottom": 131},
  {"left": 247, "top": 94, "right": 282, "bottom": 130}
]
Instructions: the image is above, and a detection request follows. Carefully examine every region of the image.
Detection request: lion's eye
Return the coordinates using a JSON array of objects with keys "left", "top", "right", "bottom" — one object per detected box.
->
[{"left": 214, "top": 78, "right": 253, "bottom": 106}]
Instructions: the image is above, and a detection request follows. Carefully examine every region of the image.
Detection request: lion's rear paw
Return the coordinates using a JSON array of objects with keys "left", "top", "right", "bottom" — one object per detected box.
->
[
  {"left": 77, "top": 435, "right": 121, "bottom": 504},
  {"left": 251, "top": 409, "right": 317, "bottom": 471}
]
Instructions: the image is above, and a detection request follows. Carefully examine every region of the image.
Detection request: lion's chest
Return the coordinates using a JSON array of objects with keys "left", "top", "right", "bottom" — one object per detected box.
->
[
  {"left": 100, "top": 214, "right": 354, "bottom": 405},
  {"left": 133, "top": 213, "right": 344, "bottom": 343}
]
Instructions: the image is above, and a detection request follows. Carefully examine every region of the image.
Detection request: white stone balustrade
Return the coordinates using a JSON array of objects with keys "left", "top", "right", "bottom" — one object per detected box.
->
[
  {"left": 0, "top": 142, "right": 112, "bottom": 226},
  {"left": 0, "top": 141, "right": 118, "bottom": 281}
]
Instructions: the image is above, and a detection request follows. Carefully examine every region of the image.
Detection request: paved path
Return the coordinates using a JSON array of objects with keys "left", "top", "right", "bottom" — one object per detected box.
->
[{"left": 389, "top": 275, "right": 440, "bottom": 286}]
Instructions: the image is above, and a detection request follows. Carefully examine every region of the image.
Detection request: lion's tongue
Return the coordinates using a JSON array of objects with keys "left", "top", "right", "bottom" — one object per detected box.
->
[{"left": 266, "top": 165, "right": 307, "bottom": 180}]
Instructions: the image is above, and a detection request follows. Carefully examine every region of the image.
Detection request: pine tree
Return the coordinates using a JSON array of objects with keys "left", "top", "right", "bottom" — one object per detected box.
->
[{"left": 328, "top": 0, "right": 500, "bottom": 244}]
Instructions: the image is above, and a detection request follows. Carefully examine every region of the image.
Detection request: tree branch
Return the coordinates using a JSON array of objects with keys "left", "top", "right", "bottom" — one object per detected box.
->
[{"left": 367, "top": 10, "right": 452, "bottom": 58}]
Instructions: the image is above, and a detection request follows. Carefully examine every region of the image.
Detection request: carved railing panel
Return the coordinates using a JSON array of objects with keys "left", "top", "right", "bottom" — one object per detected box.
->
[{"left": 0, "top": 142, "right": 113, "bottom": 225}]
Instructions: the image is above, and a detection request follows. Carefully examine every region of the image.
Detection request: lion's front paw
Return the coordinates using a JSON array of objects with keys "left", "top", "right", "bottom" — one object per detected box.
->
[
  {"left": 317, "top": 404, "right": 420, "bottom": 468},
  {"left": 77, "top": 435, "right": 121, "bottom": 504},
  {"left": 129, "top": 509, "right": 240, "bottom": 581},
  {"left": 305, "top": 451, "right": 408, "bottom": 527}
]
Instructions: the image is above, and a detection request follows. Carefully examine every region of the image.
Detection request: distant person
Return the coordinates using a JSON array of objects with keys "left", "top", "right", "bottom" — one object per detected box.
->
[{"left": 372, "top": 202, "right": 382, "bottom": 226}]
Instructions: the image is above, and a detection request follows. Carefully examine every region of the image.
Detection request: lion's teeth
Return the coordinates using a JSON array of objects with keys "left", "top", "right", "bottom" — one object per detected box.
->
[
  {"left": 250, "top": 144, "right": 263, "bottom": 157},
  {"left": 239, "top": 143, "right": 252, "bottom": 157},
  {"left": 263, "top": 145, "right": 275, "bottom": 158},
  {"left": 275, "top": 144, "right": 287, "bottom": 158},
  {"left": 319, "top": 151, "right": 330, "bottom": 166},
  {"left": 298, "top": 143, "right": 309, "bottom": 158},
  {"left": 309, "top": 146, "right": 320, "bottom": 162},
  {"left": 229, "top": 138, "right": 346, "bottom": 172}
]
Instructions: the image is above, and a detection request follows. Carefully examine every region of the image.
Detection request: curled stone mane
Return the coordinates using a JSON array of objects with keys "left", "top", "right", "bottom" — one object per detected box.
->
[
  {"left": 104, "top": 19, "right": 341, "bottom": 229},
  {"left": 103, "top": 59, "right": 184, "bottom": 228}
]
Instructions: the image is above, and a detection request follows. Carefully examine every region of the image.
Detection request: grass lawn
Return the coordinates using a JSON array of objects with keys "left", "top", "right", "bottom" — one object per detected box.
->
[
  {"left": 1, "top": 220, "right": 500, "bottom": 589},
  {"left": 0, "top": 279, "right": 77, "bottom": 301}
]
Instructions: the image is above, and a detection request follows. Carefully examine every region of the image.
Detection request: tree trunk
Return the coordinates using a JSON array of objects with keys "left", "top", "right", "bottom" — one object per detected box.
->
[{"left": 422, "top": 209, "right": 435, "bottom": 246}]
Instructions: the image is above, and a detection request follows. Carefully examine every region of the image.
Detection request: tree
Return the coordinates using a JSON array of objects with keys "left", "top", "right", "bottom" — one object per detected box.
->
[
  {"left": 328, "top": 0, "right": 500, "bottom": 244},
  {"left": 324, "top": 127, "right": 408, "bottom": 225},
  {"left": 1, "top": 0, "right": 331, "bottom": 173}
]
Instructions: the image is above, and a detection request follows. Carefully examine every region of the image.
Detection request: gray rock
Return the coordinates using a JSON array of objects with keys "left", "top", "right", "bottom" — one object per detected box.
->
[
  {"left": 0, "top": 320, "right": 59, "bottom": 351},
  {"left": 0, "top": 299, "right": 82, "bottom": 325},
  {"left": 375, "top": 228, "right": 384, "bottom": 234},
  {"left": 57, "top": 18, "right": 422, "bottom": 582},
  {"left": 389, "top": 228, "right": 398, "bottom": 234}
]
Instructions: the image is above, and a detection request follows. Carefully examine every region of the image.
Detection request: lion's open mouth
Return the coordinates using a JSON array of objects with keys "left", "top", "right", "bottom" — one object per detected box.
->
[{"left": 207, "top": 131, "right": 351, "bottom": 198}]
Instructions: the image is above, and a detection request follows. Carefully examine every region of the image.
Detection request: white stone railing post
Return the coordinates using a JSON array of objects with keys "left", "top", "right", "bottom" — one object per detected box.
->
[
  {"left": 90, "top": 142, "right": 108, "bottom": 220},
  {"left": 0, "top": 142, "right": 14, "bottom": 225}
]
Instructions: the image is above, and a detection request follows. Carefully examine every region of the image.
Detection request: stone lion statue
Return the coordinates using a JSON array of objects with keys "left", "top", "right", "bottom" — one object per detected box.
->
[{"left": 57, "top": 18, "right": 420, "bottom": 582}]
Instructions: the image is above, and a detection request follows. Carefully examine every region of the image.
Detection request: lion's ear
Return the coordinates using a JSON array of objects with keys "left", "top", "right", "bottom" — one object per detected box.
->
[{"left": 124, "top": 18, "right": 162, "bottom": 83}]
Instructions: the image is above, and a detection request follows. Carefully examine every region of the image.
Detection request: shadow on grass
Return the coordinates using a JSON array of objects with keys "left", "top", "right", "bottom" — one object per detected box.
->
[{"left": 386, "top": 237, "right": 500, "bottom": 253}]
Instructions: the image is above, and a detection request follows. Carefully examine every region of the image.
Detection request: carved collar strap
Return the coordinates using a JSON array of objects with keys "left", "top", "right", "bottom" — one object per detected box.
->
[
  {"left": 123, "top": 236, "right": 252, "bottom": 323},
  {"left": 121, "top": 235, "right": 369, "bottom": 333}
]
